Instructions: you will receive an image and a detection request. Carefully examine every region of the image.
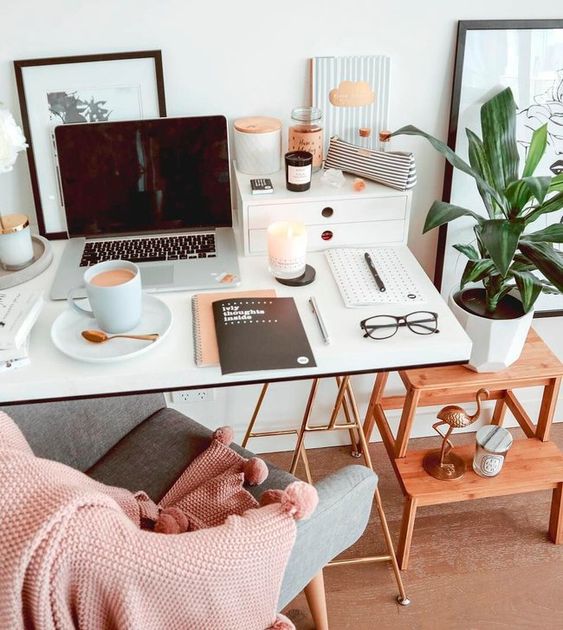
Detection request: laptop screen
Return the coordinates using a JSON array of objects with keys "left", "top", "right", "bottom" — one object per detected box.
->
[{"left": 54, "top": 115, "right": 232, "bottom": 238}]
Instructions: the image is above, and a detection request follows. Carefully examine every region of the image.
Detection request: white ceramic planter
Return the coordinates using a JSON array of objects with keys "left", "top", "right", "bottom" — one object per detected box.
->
[{"left": 448, "top": 291, "right": 534, "bottom": 373}]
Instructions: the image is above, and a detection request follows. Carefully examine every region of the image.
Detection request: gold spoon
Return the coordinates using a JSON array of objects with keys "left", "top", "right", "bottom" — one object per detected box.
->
[{"left": 81, "top": 329, "right": 160, "bottom": 343}]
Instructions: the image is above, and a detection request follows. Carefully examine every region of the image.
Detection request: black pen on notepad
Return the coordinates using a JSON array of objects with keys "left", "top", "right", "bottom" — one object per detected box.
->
[{"left": 364, "top": 252, "right": 386, "bottom": 292}]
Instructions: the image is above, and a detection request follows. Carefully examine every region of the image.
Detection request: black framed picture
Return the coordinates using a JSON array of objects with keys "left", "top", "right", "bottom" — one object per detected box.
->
[
  {"left": 437, "top": 20, "right": 563, "bottom": 317},
  {"left": 14, "top": 50, "right": 166, "bottom": 239}
]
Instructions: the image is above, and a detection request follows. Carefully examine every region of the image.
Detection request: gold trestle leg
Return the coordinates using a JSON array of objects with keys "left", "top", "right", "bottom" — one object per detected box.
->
[
  {"left": 322, "top": 376, "right": 410, "bottom": 606},
  {"left": 243, "top": 376, "right": 411, "bottom": 605}
]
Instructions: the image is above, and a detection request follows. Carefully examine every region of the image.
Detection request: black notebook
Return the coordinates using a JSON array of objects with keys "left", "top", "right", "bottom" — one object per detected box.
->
[{"left": 212, "top": 297, "right": 317, "bottom": 375}]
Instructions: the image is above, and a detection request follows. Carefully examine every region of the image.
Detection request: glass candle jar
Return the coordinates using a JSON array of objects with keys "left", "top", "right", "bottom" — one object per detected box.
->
[
  {"left": 285, "top": 151, "right": 313, "bottom": 192},
  {"left": 473, "top": 425, "right": 513, "bottom": 478},
  {"left": 0, "top": 213, "right": 34, "bottom": 271},
  {"left": 267, "top": 221, "right": 307, "bottom": 280},
  {"left": 288, "top": 107, "right": 323, "bottom": 171}
]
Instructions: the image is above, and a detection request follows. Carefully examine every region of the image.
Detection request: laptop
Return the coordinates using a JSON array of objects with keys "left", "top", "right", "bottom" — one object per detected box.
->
[{"left": 50, "top": 115, "right": 240, "bottom": 300}]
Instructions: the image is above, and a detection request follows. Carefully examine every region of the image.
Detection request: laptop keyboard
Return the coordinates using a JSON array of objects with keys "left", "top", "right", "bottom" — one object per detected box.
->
[{"left": 79, "top": 233, "right": 217, "bottom": 267}]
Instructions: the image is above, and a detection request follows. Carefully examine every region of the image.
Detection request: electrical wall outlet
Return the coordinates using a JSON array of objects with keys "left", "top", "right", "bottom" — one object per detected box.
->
[{"left": 171, "top": 389, "right": 215, "bottom": 403}]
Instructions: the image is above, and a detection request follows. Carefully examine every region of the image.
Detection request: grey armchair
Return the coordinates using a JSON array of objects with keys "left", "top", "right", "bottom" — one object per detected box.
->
[{"left": 3, "top": 392, "right": 377, "bottom": 629}]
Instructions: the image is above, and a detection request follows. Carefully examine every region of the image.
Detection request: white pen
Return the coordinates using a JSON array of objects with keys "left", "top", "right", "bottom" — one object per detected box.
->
[{"left": 309, "top": 296, "right": 330, "bottom": 345}]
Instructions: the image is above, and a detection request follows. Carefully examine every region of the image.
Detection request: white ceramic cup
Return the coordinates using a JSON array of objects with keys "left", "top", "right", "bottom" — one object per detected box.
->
[{"left": 67, "top": 260, "right": 142, "bottom": 333}]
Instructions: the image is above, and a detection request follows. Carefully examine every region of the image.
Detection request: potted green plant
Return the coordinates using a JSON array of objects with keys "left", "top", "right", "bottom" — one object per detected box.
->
[{"left": 391, "top": 87, "right": 563, "bottom": 371}]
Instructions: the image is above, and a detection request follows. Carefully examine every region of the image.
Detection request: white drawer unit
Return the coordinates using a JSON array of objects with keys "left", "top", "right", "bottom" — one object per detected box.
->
[{"left": 233, "top": 165, "right": 412, "bottom": 255}]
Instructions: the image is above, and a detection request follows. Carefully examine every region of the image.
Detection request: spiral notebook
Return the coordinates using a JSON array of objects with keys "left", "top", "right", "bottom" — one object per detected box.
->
[
  {"left": 191, "top": 289, "right": 276, "bottom": 367},
  {"left": 325, "top": 247, "right": 425, "bottom": 307}
]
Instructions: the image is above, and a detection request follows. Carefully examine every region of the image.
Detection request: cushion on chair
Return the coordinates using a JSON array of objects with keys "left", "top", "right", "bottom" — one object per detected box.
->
[
  {"left": 87, "top": 407, "right": 378, "bottom": 608},
  {"left": 3, "top": 393, "right": 166, "bottom": 471}
]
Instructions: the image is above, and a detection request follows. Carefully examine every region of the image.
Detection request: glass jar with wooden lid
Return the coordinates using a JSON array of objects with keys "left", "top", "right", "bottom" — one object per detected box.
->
[
  {"left": 288, "top": 107, "right": 323, "bottom": 172},
  {"left": 233, "top": 116, "right": 282, "bottom": 174}
]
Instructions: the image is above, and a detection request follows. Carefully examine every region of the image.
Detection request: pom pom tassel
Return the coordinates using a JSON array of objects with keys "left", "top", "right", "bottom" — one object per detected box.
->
[
  {"left": 260, "top": 481, "right": 318, "bottom": 521},
  {"left": 154, "top": 507, "right": 190, "bottom": 534},
  {"left": 243, "top": 457, "right": 268, "bottom": 486},
  {"left": 213, "top": 426, "right": 234, "bottom": 445}
]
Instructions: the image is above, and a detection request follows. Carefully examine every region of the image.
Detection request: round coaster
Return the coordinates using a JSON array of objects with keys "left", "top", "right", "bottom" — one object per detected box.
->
[
  {"left": 275, "top": 265, "right": 316, "bottom": 287},
  {"left": 0, "top": 235, "right": 53, "bottom": 290}
]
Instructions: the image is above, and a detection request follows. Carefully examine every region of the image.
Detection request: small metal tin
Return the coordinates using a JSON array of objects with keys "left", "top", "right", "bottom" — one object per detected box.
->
[
  {"left": 473, "top": 425, "right": 513, "bottom": 478},
  {"left": 0, "top": 213, "right": 30, "bottom": 234}
]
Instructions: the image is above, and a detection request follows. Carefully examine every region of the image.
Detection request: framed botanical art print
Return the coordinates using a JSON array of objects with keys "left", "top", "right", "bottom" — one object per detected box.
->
[
  {"left": 437, "top": 20, "right": 563, "bottom": 316},
  {"left": 14, "top": 50, "right": 166, "bottom": 238}
]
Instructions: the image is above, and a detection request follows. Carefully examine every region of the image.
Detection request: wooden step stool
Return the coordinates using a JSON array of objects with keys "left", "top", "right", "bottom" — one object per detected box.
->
[{"left": 362, "top": 329, "right": 563, "bottom": 569}]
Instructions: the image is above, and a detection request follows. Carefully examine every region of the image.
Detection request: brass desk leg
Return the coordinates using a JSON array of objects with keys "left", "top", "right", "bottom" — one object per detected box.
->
[
  {"left": 293, "top": 375, "right": 410, "bottom": 605},
  {"left": 242, "top": 383, "right": 269, "bottom": 448},
  {"left": 243, "top": 375, "right": 411, "bottom": 605},
  {"left": 289, "top": 379, "right": 321, "bottom": 475},
  {"left": 336, "top": 376, "right": 361, "bottom": 456},
  {"left": 243, "top": 382, "right": 313, "bottom": 483}
]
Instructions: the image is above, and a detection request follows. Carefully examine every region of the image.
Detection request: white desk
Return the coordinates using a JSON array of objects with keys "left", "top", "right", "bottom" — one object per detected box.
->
[{"left": 0, "top": 242, "right": 472, "bottom": 404}]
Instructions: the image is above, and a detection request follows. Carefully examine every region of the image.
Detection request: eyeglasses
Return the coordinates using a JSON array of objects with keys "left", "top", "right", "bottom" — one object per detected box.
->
[{"left": 360, "top": 311, "right": 439, "bottom": 340}]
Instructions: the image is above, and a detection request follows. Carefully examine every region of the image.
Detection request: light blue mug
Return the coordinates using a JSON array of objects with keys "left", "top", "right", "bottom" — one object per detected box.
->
[{"left": 67, "top": 260, "right": 142, "bottom": 333}]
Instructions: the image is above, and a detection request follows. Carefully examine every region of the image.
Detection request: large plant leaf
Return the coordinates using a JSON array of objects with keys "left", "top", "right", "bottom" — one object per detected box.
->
[
  {"left": 453, "top": 243, "right": 480, "bottom": 260},
  {"left": 460, "top": 259, "right": 497, "bottom": 287},
  {"left": 549, "top": 173, "right": 563, "bottom": 193},
  {"left": 423, "top": 200, "right": 484, "bottom": 233},
  {"left": 390, "top": 125, "right": 506, "bottom": 208},
  {"left": 480, "top": 87, "right": 520, "bottom": 191},
  {"left": 522, "top": 123, "right": 548, "bottom": 177},
  {"left": 510, "top": 270, "right": 544, "bottom": 312},
  {"left": 522, "top": 223, "right": 563, "bottom": 243},
  {"left": 525, "top": 191, "right": 563, "bottom": 224},
  {"left": 511, "top": 253, "right": 537, "bottom": 273},
  {"left": 518, "top": 241, "right": 563, "bottom": 292},
  {"left": 476, "top": 219, "right": 525, "bottom": 276},
  {"left": 466, "top": 129, "right": 496, "bottom": 217},
  {"left": 505, "top": 176, "right": 552, "bottom": 212}
]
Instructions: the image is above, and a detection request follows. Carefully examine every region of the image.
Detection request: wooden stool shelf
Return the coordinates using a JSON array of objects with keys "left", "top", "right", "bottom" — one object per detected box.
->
[
  {"left": 362, "top": 329, "right": 563, "bottom": 570},
  {"left": 396, "top": 439, "right": 563, "bottom": 569}
]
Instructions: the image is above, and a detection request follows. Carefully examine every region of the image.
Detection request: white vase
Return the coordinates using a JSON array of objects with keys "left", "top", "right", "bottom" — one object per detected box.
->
[{"left": 448, "top": 290, "right": 534, "bottom": 373}]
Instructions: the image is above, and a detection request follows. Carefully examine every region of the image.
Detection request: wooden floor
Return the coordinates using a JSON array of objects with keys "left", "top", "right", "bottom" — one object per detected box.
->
[{"left": 263, "top": 423, "right": 563, "bottom": 630}]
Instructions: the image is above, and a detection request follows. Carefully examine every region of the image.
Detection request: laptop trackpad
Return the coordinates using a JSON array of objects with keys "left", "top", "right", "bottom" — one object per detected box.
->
[{"left": 140, "top": 265, "right": 174, "bottom": 287}]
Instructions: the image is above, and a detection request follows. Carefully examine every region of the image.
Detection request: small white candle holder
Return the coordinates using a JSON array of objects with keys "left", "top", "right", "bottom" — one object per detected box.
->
[
  {"left": 266, "top": 220, "right": 315, "bottom": 286},
  {"left": 473, "top": 425, "right": 513, "bottom": 478},
  {"left": 0, "top": 214, "right": 35, "bottom": 271}
]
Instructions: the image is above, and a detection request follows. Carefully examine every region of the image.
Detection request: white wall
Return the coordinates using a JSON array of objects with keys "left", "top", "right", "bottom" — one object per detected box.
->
[{"left": 2, "top": 1, "right": 561, "bottom": 449}]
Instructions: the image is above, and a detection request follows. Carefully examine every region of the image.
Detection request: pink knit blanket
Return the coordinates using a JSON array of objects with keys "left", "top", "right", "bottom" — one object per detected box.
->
[{"left": 0, "top": 412, "right": 317, "bottom": 630}]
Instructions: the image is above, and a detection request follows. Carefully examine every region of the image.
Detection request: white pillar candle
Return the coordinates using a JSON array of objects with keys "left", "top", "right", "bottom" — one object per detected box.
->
[
  {"left": 0, "top": 214, "right": 34, "bottom": 271},
  {"left": 267, "top": 221, "right": 307, "bottom": 279}
]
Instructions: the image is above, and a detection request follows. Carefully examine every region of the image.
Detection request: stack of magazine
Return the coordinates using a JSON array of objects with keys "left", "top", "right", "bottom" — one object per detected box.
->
[{"left": 0, "top": 291, "right": 43, "bottom": 372}]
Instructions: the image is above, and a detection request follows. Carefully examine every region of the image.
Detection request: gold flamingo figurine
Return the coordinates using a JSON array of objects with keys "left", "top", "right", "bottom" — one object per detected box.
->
[{"left": 423, "top": 388, "right": 489, "bottom": 480}]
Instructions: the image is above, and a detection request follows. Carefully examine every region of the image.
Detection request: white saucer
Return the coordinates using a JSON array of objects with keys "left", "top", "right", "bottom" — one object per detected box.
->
[{"left": 51, "top": 294, "right": 172, "bottom": 363}]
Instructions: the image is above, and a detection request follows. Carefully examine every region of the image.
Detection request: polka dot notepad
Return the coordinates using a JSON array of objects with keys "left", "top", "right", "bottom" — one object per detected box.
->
[{"left": 325, "top": 247, "right": 426, "bottom": 307}]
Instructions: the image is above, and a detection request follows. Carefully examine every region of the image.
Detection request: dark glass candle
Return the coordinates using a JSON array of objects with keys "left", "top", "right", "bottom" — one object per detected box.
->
[{"left": 285, "top": 150, "right": 313, "bottom": 192}]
